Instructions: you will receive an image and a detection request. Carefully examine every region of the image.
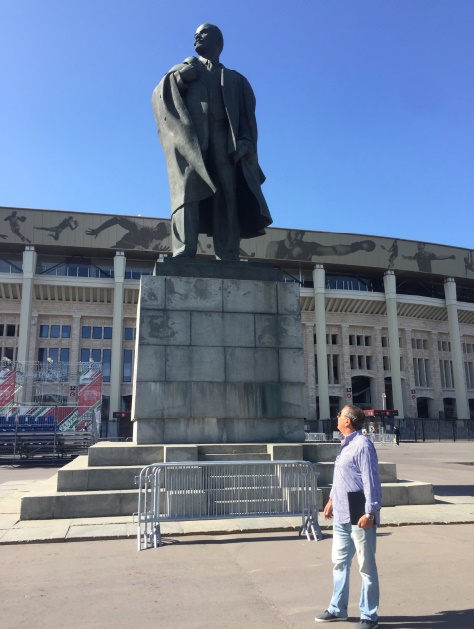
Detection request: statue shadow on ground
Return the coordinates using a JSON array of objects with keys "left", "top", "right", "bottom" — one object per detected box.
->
[{"left": 379, "top": 609, "right": 474, "bottom": 628}]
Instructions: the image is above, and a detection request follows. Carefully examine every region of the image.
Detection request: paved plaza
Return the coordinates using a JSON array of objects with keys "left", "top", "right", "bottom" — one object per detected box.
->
[{"left": 0, "top": 442, "right": 473, "bottom": 628}]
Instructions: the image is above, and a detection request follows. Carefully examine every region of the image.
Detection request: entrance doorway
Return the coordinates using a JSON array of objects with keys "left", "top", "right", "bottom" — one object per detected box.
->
[{"left": 351, "top": 376, "right": 372, "bottom": 407}]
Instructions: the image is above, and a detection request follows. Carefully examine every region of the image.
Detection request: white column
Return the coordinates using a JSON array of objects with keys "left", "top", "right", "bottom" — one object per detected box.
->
[
  {"left": 383, "top": 271, "right": 404, "bottom": 417},
  {"left": 17, "top": 247, "right": 37, "bottom": 366},
  {"left": 109, "top": 252, "right": 126, "bottom": 434},
  {"left": 444, "top": 278, "right": 469, "bottom": 418},
  {"left": 312, "top": 265, "right": 330, "bottom": 419}
]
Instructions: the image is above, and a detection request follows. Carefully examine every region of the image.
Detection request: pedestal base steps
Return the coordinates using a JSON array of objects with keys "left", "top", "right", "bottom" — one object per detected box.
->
[{"left": 19, "top": 442, "right": 435, "bottom": 520}]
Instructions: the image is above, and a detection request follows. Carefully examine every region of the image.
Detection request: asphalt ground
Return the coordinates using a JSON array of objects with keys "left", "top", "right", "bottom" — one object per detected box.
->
[
  {"left": 0, "top": 441, "right": 473, "bottom": 628},
  {"left": 1, "top": 525, "right": 473, "bottom": 629}
]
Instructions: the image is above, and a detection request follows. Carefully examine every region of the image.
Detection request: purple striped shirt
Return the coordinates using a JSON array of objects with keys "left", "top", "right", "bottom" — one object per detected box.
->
[{"left": 330, "top": 430, "right": 382, "bottom": 525}]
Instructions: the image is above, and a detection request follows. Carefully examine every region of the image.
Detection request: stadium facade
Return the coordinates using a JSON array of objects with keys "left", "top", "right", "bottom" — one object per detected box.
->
[{"left": 1, "top": 205, "right": 473, "bottom": 433}]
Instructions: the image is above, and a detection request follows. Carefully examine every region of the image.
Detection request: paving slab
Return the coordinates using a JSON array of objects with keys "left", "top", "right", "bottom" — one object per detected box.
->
[
  {"left": 66, "top": 522, "right": 133, "bottom": 540},
  {"left": 0, "top": 523, "right": 70, "bottom": 544},
  {"left": 0, "top": 514, "right": 19, "bottom": 528}
]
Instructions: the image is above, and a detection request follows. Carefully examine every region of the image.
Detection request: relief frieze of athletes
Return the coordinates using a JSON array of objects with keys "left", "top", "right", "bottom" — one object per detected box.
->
[{"left": 0, "top": 207, "right": 472, "bottom": 280}]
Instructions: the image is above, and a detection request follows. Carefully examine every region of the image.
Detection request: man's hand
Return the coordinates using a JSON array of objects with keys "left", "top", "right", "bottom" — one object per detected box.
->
[
  {"left": 323, "top": 498, "right": 333, "bottom": 520},
  {"left": 85, "top": 228, "right": 99, "bottom": 238},
  {"left": 357, "top": 514, "right": 374, "bottom": 529}
]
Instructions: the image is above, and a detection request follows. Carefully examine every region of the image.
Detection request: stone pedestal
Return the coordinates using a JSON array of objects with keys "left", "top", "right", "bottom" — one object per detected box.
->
[{"left": 132, "top": 259, "right": 307, "bottom": 444}]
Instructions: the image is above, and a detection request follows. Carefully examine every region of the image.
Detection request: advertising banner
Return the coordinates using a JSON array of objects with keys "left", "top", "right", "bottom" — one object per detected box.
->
[{"left": 0, "top": 368, "right": 16, "bottom": 415}]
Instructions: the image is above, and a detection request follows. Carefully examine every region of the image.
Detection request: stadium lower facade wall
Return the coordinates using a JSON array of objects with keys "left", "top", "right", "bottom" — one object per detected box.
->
[{"left": 1, "top": 206, "right": 474, "bottom": 432}]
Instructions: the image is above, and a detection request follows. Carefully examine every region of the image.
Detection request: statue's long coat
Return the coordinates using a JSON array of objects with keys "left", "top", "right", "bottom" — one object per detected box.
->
[{"left": 152, "top": 57, "right": 272, "bottom": 239}]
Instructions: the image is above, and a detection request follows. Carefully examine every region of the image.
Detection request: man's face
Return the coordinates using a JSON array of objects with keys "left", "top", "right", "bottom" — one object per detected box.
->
[
  {"left": 337, "top": 407, "right": 349, "bottom": 433},
  {"left": 417, "top": 243, "right": 425, "bottom": 253},
  {"left": 194, "top": 24, "right": 220, "bottom": 56}
]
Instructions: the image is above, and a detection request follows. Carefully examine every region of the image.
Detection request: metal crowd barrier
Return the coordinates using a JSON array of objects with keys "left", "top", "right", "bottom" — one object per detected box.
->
[
  {"left": 136, "top": 460, "right": 322, "bottom": 551},
  {"left": 368, "top": 433, "right": 394, "bottom": 445},
  {"left": 305, "top": 432, "right": 328, "bottom": 442}
]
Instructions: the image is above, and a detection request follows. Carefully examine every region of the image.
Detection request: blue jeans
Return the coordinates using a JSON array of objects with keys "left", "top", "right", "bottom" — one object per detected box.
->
[{"left": 328, "top": 523, "right": 379, "bottom": 621}]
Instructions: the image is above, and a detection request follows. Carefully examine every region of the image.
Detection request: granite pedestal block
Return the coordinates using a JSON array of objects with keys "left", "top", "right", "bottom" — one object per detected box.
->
[{"left": 132, "top": 259, "right": 307, "bottom": 444}]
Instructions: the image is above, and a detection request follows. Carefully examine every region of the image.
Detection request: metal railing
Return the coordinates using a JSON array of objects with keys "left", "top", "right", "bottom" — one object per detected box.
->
[
  {"left": 136, "top": 460, "right": 322, "bottom": 551},
  {"left": 305, "top": 432, "right": 328, "bottom": 442}
]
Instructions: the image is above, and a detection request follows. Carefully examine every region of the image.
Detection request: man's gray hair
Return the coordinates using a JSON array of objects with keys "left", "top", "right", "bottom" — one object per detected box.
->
[{"left": 343, "top": 405, "right": 366, "bottom": 430}]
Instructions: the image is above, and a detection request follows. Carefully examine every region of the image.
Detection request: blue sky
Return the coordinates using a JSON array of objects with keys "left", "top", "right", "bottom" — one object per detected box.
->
[{"left": 1, "top": 0, "right": 473, "bottom": 249}]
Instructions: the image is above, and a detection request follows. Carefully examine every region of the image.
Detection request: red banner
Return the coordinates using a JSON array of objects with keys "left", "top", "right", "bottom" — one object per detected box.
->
[{"left": 0, "top": 368, "right": 16, "bottom": 414}]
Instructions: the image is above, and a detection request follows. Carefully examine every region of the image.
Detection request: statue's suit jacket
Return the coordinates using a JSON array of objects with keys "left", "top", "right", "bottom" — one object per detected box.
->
[{"left": 152, "top": 56, "right": 272, "bottom": 239}]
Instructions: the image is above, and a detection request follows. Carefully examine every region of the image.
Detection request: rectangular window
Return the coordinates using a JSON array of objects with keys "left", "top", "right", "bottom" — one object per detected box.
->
[
  {"left": 92, "top": 327, "right": 102, "bottom": 340},
  {"left": 422, "top": 339, "right": 428, "bottom": 350},
  {"left": 331, "top": 334, "right": 338, "bottom": 345},
  {"left": 382, "top": 336, "right": 388, "bottom": 348},
  {"left": 39, "top": 325, "right": 49, "bottom": 338},
  {"left": 123, "top": 349, "right": 133, "bottom": 383},
  {"left": 350, "top": 355, "right": 356, "bottom": 370},
  {"left": 356, "top": 335, "right": 363, "bottom": 346},
  {"left": 103, "top": 326, "right": 112, "bottom": 340},
  {"left": 61, "top": 325, "right": 71, "bottom": 338},
  {"left": 400, "top": 357, "right": 404, "bottom": 371},
  {"left": 6, "top": 324, "right": 16, "bottom": 337},
  {"left": 413, "top": 358, "right": 420, "bottom": 386},
  {"left": 60, "top": 348, "right": 69, "bottom": 378},
  {"left": 349, "top": 335, "right": 355, "bottom": 346},
  {"left": 103, "top": 349, "right": 111, "bottom": 383},
  {"left": 332, "top": 354, "right": 339, "bottom": 384},
  {"left": 357, "top": 355, "right": 363, "bottom": 369},
  {"left": 80, "top": 349, "right": 90, "bottom": 365},
  {"left": 4, "top": 347, "right": 14, "bottom": 361},
  {"left": 383, "top": 356, "right": 390, "bottom": 371},
  {"left": 0, "top": 324, "right": 3, "bottom": 336},
  {"left": 124, "top": 327, "right": 136, "bottom": 341},
  {"left": 50, "top": 325, "right": 60, "bottom": 338},
  {"left": 91, "top": 348, "right": 101, "bottom": 364},
  {"left": 82, "top": 326, "right": 91, "bottom": 339},
  {"left": 49, "top": 347, "right": 59, "bottom": 365},
  {"left": 424, "top": 359, "right": 431, "bottom": 387},
  {"left": 366, "top": 356, "right": 373, "bottom": 370},
  {"left": 38, "top": 348, "right": 46, "bottom": 365},
  {"left": 439, "top": 360, "right": 446, "bottom": 388},
  {"left": 365, "top": 336, "right": 371, "bottom": 347}
]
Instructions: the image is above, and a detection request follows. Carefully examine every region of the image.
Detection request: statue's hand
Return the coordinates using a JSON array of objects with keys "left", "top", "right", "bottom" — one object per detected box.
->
[
  {"left": 234, "top": 139, "right": 255, "bottom": 164},
  {"left": 85, "top": 228, "right": 98, "bottom": 238}
]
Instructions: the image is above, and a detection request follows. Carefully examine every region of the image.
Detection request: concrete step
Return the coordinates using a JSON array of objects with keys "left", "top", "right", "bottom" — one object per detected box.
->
[
  {"left": 197, "top": 444, "right": 268, "bottom": 455},
  {"left": 319, "top": 480, "right": 435, "bottom": 510},
  {"left": 315, "top": 461, "right": 398, "bottom": 486},
  {"left": 88, "top": 442, "right": 164, "bottom": 467},
  {"left": 57, "top": 457, "right": 143, "bottom": 492},
  {"left": 198, "top": 453, "right": 271, "bottom": 461},
  {"left": 303, "top": 443, "right": 340, "bottom": 463},
  {"left": 21, "top": 486, "right": 138, "bottom": 520}
]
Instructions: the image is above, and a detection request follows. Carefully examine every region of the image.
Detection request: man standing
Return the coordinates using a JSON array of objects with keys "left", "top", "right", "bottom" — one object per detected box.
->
[
  {"left": 152, "top": 24, "right": 272, "bottom": 260},
  {"left": 316, "top": 405, "right": 382, "bottom": 629}
]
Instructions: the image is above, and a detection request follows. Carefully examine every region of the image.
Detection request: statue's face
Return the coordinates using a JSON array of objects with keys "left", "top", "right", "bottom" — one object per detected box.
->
[{"left": 194, "top": 24, "right": 220, "bottom": 56}]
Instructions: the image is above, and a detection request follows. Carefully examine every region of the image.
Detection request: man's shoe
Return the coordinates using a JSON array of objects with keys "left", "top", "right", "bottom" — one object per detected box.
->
[
  {"left": 354, "top": 620, "right": 379, "bottom": 629},
  {"left": 315, "top": 610, "right": 348, "bottom": 622}
]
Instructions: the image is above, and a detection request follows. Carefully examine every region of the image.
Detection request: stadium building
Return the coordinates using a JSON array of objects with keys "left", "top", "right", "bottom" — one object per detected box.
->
[{"left": 1, "top": 205, "right": 474, "bottom": 436}]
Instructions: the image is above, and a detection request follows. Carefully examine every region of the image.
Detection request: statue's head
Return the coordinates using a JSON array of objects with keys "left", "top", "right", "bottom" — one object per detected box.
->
[{"left": 194, "top": 24, "right": 224, "bottom": 57}]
